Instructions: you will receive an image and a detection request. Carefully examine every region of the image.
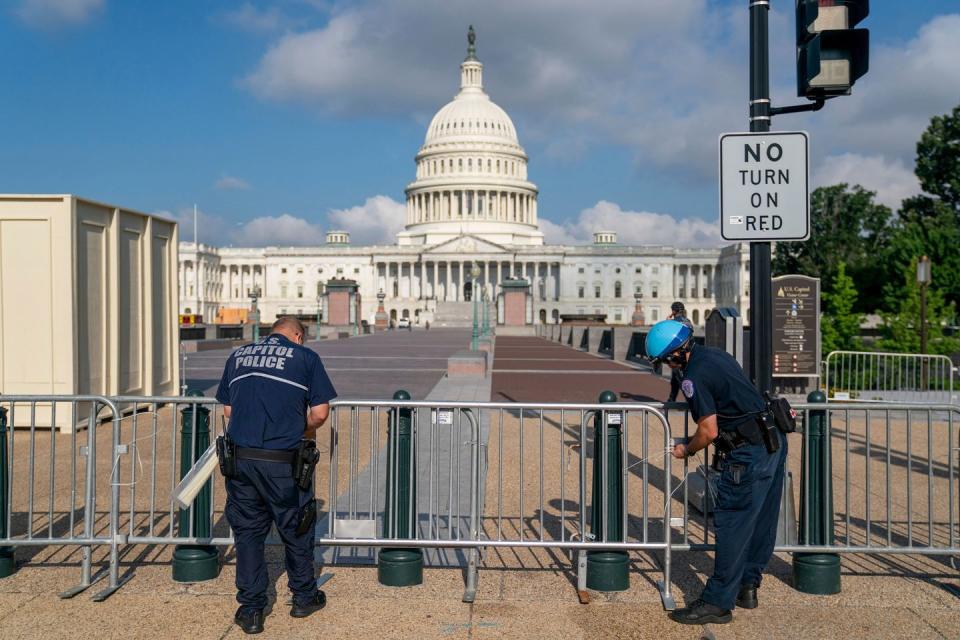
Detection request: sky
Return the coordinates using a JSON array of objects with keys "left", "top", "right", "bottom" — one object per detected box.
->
[{"left": 1, "top": 0, "right": 958, "bottom": 248}]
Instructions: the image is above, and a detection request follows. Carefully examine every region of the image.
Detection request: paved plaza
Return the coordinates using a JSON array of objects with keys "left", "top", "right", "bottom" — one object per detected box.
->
[
  {"left": 0, "top": 332, "right": 957, "bottom": 639},
  {"left": 491, "top": 336, "right": 670, "bottom": 404},
  {"left": 183, "top": 329, "right": 473, "bottom": 400}
]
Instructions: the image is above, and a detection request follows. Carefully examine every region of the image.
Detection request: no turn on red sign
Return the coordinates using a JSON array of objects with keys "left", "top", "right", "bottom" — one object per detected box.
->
[{"left": 719, "top": 131, "right": 809, "bottom": 242}]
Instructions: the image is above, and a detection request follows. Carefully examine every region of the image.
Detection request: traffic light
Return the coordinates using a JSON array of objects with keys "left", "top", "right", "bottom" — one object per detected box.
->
[{"left": 796, "top": 0, "right": 869, "bottom": 98}]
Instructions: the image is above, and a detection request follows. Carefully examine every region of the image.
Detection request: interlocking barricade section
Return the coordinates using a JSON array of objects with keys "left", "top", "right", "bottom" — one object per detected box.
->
[
  {"left": 2, "top": 394, "right": 959, "bottom": 607},
  {"left": 325, "top": 400, "right": 675, "bottom": 607},
  {"left": 0, "top": 395, "right": 123, "bottom": 600},
  {"left": 667, "top": 400, "right": 960, "bottom": 562},
  {"left": 824, "top": 350, "right": 957, "bottom": 403}
]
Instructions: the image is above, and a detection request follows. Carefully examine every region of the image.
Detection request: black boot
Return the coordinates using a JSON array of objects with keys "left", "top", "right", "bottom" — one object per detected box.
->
[
  {"left": 290, "top": 590, "right": 327, "bottom": 618},
  {"left": 669, "top": 598, "right": 732, "bottom": 625},
  {"left": 234, "top": 607, "right": 264, "bottom": 634},
  {"left": 736, "top": 584, "right": 758, "bottom": 609}
]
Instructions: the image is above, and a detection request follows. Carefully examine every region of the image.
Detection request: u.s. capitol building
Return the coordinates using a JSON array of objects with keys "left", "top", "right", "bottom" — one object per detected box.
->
[{"left": 179, "top": 30, "right": 748, "bottom": 328}]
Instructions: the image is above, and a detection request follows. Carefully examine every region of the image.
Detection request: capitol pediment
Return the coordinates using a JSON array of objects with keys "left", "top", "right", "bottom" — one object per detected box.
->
[{"left": 424, "top": 234, "right": 510, "bottom": 255}]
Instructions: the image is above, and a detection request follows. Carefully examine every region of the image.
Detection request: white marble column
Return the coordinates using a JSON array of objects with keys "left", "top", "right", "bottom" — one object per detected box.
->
[{"left": 445, "top": 261, "right": 452, "bottom": 301}]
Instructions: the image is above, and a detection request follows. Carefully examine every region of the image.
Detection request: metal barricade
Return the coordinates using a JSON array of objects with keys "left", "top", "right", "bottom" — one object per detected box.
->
[
  {"left": 784, "top": 402, "right": 959, "bottom": 557},
  {"left": 107, "top": 396, "right": 230, "bottom": 549},
  {"left": 3, "top": 392, "right": 958, "bottom": 608},
  {"left": 0, "top": 395, "right": 125, "bottom": 601},
  {"left": 103, "top": 396, "right": 675, "bottom": 607},
  {"left": 321, "top": 400, "right": 675, "bottom": 607},
  {"left": 664, "top": 401, "right": 960, "bottom": 561},
  {"left": 825, "top": 350, "right": 957, "bottom": 403}
]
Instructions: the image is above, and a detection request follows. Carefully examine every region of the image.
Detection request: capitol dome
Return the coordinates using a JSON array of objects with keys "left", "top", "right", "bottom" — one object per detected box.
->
[
  {"left": 397, "top": 26, "right": 544, "bottom": 247},
  {"left": 423, "top": 87, "right": 519, "bottom": 147}
]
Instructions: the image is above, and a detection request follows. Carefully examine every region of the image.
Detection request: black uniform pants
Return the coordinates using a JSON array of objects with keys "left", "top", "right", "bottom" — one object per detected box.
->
[
  {"left": 701, "top": 431, "right": 787, "bottom": 609},
  {"left": 225, "top": 458, "right": 316, "bottom": 613}
]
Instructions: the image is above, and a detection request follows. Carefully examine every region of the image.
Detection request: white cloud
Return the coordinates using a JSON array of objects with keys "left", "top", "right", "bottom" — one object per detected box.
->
[
  {"left": 232, "top": 214, "right": 327, "bottom": 246},
  {"left": 214, "top": 175, "right": 251, "bottom": 190},
  {"left": 15, "top": 0, "right": 103, "bottom": 29},
  {"left": 164, "top": 196, "right": 406, "bottom": 248},
  {"left": 814, "top": 154, "right": 921, "bottom": 210},
  {"left": 217, "top": 3, "right": 294, "bottom": 34},
  {"left": 241, "top": 3, "right": 959, "bottom": 184},
  {"left": 541, "top": 201, "right": 722, "bottom": 248},
  {"left": 165, "top": 206, "right": 325, "bottom": 247},
  {"left": 325, "top": 195, "right": 406, "bottom": 245}
]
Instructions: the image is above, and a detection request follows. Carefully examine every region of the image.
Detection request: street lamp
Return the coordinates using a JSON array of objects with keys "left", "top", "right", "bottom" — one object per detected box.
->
[
  {"left": 917, "top": 256, "right": 931, "bottom": 354},
  {"left": 471, "top": 262, "right": 481, "bottom": 350},
  {"left": 250, "top": 285, "right": 262, "bottom": 342},
  {"left": 315, "top": 295, "right": 322, "bottom": 340}
]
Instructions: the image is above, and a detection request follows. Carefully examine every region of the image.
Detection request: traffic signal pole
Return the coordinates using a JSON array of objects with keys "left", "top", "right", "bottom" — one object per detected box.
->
[{"left": 749, "top": 0, "right": 773, "bottom": 395}]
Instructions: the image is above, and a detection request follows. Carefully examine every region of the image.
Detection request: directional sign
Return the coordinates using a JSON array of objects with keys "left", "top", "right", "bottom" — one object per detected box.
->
[
  {"left": 719, "top": 131, "right": 810, "bottom": 241},
  {"left": 771, "top": 275, "right": 820, "bottom": 378}
]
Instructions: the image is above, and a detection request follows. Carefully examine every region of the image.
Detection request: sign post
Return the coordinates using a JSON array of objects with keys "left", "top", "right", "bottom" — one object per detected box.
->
[{"left": 771, "top": 275, "right": 820, "bottom": 379}]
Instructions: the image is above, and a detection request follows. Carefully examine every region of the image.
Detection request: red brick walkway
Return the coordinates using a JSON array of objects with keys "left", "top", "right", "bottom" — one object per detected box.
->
[{"left": 490, "top": 336, "right": 669, "bottom": 403}]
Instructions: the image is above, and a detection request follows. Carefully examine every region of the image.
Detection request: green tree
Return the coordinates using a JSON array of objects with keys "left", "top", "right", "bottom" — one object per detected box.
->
[
  {"left": 773, "top": 184, "right": 891, "bottom": 312},
  {"left": 915, "top": 105, "right": 960, "bottom": 215},
  {"left": 882, "top": 196, "right": 960, "bottom": 307},
  {"left": 820, "top": 263, "right": 862, "bottom": 354},
  {"left": 881, "top": 105, "right": 960, "bottom": 310},
  {"left": 876, "top": 260, "right": 960, "bottom": 355}
]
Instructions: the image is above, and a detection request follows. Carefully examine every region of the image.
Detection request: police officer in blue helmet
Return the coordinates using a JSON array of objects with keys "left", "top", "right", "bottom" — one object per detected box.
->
[
  {"left": 645, "top": 319, "right": 787, "bottom": 625},
  {"left": 216, "top": 317, "right": 337, "bottom": 634}
]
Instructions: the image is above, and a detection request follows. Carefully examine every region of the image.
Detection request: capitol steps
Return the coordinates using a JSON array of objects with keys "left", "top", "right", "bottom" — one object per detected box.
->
[{"left": 432, "top": 301, "right": 495, "bottom": 327}]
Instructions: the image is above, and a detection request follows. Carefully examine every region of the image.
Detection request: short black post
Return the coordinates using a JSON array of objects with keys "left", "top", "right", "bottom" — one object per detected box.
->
[
  {"left": 172, "top": 391, "right": 220, "bottom": 582},
  {"left": 793, "top": 390, "right": 841, "bottom": 594},
  {"left": 586, "top": 390, "right": 629, "bottom": 591},
  {"left": 378, "top": 390, "right": 423, "bottom": 586}
]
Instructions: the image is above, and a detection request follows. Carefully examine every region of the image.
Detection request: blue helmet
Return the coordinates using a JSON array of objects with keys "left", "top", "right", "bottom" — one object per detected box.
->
[{"left": 645, "top": 319, "right": 693, "bottom": 361}]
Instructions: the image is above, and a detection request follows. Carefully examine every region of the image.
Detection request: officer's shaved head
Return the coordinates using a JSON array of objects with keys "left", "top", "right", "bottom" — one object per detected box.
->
[{"left": 271, "top": 317, "right": 307, "bottom": 343}]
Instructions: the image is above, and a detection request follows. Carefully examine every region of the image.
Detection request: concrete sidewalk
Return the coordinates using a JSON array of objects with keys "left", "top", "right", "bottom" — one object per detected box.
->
[{"left": 0, "top": 552, "right": 955, "bottom": 639}]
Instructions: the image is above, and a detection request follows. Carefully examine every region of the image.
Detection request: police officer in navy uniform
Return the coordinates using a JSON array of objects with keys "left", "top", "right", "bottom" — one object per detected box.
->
[
  {"left": 216, "top": 317, "right": 337, "bottom": 634},
  {"left": 645, "top": 319, "right": 787, "bottom": 625}
]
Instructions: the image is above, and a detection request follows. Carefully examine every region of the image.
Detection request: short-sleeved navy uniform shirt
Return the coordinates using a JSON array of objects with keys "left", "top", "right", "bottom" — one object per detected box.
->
[
  {"left": 681, "top": 343, "right": 764, "bottom": 431},
  {"left": 216, "top": 333, "right": 337, "bottom": 450}
]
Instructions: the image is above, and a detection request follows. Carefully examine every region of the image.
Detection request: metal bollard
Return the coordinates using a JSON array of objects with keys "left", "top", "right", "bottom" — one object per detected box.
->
[
  {"left": 792, "top": 389, "right": 841, "bottom": 594},
  {"left": 378, "top": 390, "right": 423, "bottom": 586},
  {"left": 586, "top": 390, "right": 629, "bottom": 591},
  {"left": 0, "top": 407, "right": 14, "bottom": 577},
  {"left": 172, "top": 391, "right": 221, "bottom": 582}
]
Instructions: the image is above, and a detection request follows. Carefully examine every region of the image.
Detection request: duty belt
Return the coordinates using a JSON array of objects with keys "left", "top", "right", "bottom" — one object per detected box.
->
[
  {"left": 714, "top": 424, "right": 763, "bottom": 454},
  {"left": 236, "top": 446, "right": 298, "bottom": 464}
]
